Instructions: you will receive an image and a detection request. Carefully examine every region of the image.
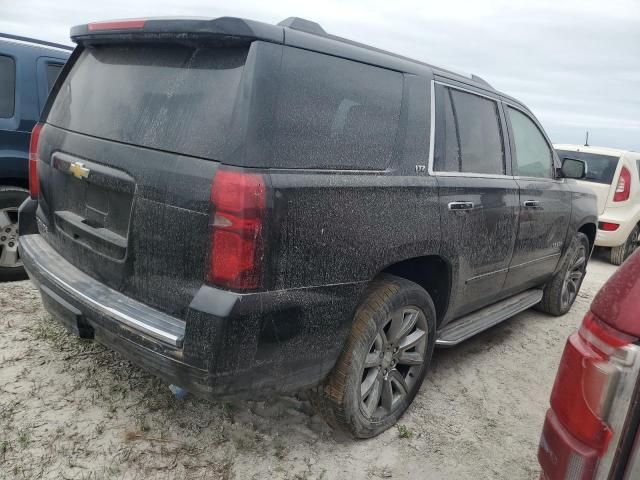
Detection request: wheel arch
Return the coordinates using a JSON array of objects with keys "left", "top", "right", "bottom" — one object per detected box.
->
[
  {"left": 378, "top": 255, "right": 451, "bottom": 325},
  {"left": 578, "top": 222, "right": 597, "bottom": 254}
]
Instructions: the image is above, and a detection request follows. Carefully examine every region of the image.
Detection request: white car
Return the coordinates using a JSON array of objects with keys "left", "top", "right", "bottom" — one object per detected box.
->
[{"left": 555, "top": 144, "right": 640, "bottom": 264}]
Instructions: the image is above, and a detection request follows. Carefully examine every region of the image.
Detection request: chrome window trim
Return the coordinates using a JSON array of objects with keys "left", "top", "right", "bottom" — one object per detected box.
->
[
  {"left": 427, "top": 80, "right": 513, "bottom": 179},
  {"left": 513, "top": 175, "right": 566, "bottom": 184},
  {"left": 431, "top": 171, "right": 514, "bottom": 180},
  {"left": 427, "top": 79, "right": 436, "bottom": 173}
]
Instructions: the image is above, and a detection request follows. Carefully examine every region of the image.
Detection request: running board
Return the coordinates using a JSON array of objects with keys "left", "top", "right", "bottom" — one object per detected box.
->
[{"left": 435, "top": 289, "right": 543, "bottom": 347}]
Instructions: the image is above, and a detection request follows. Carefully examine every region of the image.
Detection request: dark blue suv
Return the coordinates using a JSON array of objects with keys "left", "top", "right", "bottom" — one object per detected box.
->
[{"left": 0, "top": 33, "right": 71, "bottom": 280}]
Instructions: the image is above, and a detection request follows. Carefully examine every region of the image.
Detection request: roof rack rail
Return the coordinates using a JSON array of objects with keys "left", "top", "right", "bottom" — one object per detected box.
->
[
  {"left": 470, "top": 74, "right": 493, "bottom": 89},
  {"left": 277, "top": 17, "right": 326, "bottom": 36},
  {"left": 0, "top": 32, "right": 73, "bottom": 51}
]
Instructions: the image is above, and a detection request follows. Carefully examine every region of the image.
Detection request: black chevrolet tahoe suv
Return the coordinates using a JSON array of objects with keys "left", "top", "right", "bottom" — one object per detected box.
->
[{"left": 19, "top": 16, "right": 597, "bottom": 438}]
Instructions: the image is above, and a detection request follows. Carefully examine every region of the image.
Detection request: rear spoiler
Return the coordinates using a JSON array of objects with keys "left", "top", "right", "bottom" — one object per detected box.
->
[{"left": 70, "top": 17, "right": 284, "bottom": 46}]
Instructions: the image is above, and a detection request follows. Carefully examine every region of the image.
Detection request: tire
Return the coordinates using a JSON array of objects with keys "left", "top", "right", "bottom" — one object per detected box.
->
[
  {"left": 311, "top": 274, "right": 436, "bottom": 438},
  {"left": 537, "top": 232, "right": 589, "bottom": 316},
  {"left": 609, "top": 225, "right": 640, "bottom": 266},
  {"left": 0, "top": 187, "right": 29, "bottom": 282}
]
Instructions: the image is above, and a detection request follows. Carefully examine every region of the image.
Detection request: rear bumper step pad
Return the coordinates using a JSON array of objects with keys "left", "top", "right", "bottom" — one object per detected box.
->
[{"left": 19, "top": 234, "right": 185, "bottom": 347}]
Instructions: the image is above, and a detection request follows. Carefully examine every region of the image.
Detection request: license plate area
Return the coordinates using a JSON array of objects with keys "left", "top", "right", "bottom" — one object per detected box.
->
[{"left": 50, "top": 152, "right": 135, "bottom": 260}]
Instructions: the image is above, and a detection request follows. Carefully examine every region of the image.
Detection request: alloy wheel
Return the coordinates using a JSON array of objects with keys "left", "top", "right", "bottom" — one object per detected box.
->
[
  {"left": 359, "top": 306, "right": 429, "bottom": 419},
  {"left": 560, "top": 245, "right": 586, "bottom": 310},
  {"left": 625, "top": 226, "right": 640, "bottom": 260},
  {"left": 0, "top": 207, "right": 21, "bottom": 269}
]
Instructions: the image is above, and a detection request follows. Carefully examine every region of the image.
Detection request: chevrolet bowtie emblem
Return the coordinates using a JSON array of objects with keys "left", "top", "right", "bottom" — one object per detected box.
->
[{"left": 69, "top": 162, "right": 90, "bottom": 179}]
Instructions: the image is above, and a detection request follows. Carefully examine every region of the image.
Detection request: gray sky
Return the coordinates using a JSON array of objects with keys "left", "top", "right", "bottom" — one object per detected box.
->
[{"left": 2, "top": 0, "right": 639, "bottom": 150}]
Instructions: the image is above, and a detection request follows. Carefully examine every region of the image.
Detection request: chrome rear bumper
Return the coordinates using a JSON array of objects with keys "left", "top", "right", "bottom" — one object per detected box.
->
[{"left": 19, "top": 234, "right": 185, "bottom": 347}]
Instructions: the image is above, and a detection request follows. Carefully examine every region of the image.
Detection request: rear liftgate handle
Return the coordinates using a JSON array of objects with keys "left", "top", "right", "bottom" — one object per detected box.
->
[{"left": 523, "top": 200, "right": 541, "bottom": 208}]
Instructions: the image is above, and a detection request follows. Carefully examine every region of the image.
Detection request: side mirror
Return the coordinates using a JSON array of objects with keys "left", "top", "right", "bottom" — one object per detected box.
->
[{"left": 561, "top": 158, "right": 587, "bottom": 179}]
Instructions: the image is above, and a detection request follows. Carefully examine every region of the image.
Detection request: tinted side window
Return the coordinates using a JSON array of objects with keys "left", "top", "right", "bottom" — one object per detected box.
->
[
  {"left": 441, "top": 89, "right": 461, "bottom": 172},
  {"left": 46, "top": 63, "right": 63, "bottom": 92},
  {"left": 435, "top": 86, "right": 505, "bottom": 175},
  {"left": 272, "top": 48, "right": 403, "bottom": 169},
  {"left": 507, "top": 107, "right": 553, "bottom": 178},
  {"left": 0, "top": 55, "right": 16, "bottom": 118}
]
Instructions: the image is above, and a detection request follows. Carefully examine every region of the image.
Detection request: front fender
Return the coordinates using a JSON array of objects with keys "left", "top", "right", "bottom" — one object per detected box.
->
[
  {"left": 572, "top": 190, "right": 598, "bottom": 233},
  {"left": 571, "top": 188, "right": 598, "bottom": 254}
]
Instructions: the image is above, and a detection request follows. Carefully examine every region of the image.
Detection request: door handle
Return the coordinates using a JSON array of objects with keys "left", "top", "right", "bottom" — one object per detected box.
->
[
  {"left": 448, "top": 201, "right": 475, "bottom": 211},
  {"left": 523, "top": 200, "right": 540, "bottom": 208}
]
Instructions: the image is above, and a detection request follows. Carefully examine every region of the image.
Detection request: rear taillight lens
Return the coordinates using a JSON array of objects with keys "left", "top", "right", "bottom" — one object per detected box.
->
[
  {"left": 539, "top": 311, "right": 637, "bottom": 479},
  {"left": 551, "top": 313, "right": 636, "bottom": 452},
  {"left": 613, "top": 167, "right": 631, "bottom": 202},
  {"left": 29, "top": 122, "right": 43, "bottom": 199},
  {"left": 598, "top": 222, "right": 620, "bottom": 231},
  {"left": 206, "top": 168, "right": 266, "bottom": 290},
  {"left": 539, "top": 410, "right": 599, "bottom": 480}
]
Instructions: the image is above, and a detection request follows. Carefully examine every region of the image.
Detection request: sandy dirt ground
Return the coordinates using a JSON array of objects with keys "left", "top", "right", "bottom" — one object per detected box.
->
[{"left": 0, "top": 256, "right": 618, "bottom": 480}]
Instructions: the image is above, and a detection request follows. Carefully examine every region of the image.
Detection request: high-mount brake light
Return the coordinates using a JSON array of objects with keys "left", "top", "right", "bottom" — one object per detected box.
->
[
  {"left": 206, "top": 168, "right": 266, "bottom": 290},
  {"left": 613, "top": 166, "right": 631, "bottom": 202},
  {"left": 29, "top": 123, "right": 43, "bottom": 199},
  {"left": 88, "top": 19, "right": 146, "bottom": 31}
]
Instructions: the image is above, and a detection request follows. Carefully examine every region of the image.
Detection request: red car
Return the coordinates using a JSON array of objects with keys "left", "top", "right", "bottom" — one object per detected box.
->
[{"left": 538, "top": 250, "right": 640, "bottom": 479}]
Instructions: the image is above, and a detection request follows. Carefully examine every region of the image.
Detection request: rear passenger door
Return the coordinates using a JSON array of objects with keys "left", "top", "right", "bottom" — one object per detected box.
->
[
  {"left": 502, "top": 105, "right": 571, "bottom": 292},
  {"left": 432, "top": 82, "right": 520, "bottom": 320}
]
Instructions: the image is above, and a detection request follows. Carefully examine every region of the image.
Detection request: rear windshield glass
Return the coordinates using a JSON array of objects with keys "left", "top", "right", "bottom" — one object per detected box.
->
[
  {"left": 556, "top": 150, "right": 620, "bottom": 184},
  {"left": 47, "top": 45, "right": 248, "bottom": 160}
]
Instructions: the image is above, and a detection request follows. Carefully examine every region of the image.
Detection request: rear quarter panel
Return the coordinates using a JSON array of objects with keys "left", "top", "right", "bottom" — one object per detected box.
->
[{"left": 268, "top": 172, "right": 441, "bottom": 290}]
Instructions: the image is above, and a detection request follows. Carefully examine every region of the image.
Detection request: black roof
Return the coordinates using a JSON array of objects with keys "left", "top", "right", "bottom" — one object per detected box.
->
[
  {"left": 0, "top": 33, "right": 73, "bottom": 51},
  {"left": 70, "top": 16, "right": 524, "bottom": 106}
]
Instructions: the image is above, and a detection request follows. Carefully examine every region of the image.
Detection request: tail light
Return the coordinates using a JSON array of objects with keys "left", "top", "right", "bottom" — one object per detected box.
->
[
  {"left": 613, "top": 167, "right": 631, "bottom": 202},
  {"left": 598, "top": 222, "right": 619, "bottom": 231},
  {"left": 29, "top": 122, "right": 43, "bottom": 199},
  {"left": 539, "top": 312, "right": 638, "bottom": 479},
  {"left": 206, "top": 168, "right": 266, "bottom": 290}
]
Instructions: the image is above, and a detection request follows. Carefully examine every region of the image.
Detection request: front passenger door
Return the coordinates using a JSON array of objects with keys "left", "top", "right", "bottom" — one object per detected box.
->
[{"left": 502, "top": 105, "right": 571, "bottom": 293}]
